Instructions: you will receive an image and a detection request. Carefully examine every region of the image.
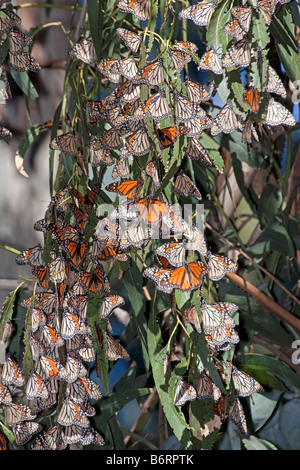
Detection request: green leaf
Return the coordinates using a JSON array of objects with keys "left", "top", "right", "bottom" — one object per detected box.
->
[
  {"left": 206, "top": 1, "right": 231, "bottom": 51},
  {"left": 8, "top": 66, "right": 39, "bottom": 100},
  {"left": 237, "top": 353, "right": 300, "bottom": 392},
  {"left": 249, "top": 389, "right": 282, "bottom": 432},
  {"left": 123, "top": 260, "right": 149, "bottom": 371},
  {"left": 258, "top": 184, "right": 283, "bottom": 228},
  {"left": 255, "top": 217, "right": 295, "bottom": 257},
  {"left": 17, "top": 121, "right": 52, "bottom": 161},
  {"left": 270, "top": 13, "right": 300, "bottom": 84},
  {"left": 147, "top": 296, "right": 193, "bottom": 449},
  {"left": 87, "top": 0, "right": 102, "bottom": 58},
  {"left": 242, "top": 435, "right": 278, "bottom": 450}
]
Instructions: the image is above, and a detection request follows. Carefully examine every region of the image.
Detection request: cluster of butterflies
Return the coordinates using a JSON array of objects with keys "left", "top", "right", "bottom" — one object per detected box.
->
[
  {"left": 1, "top": 184, "right": 140, "bottom": 448},
  {"left": 0, "top": 0, "right": 41, "bottom": 142},
  {"left": 174, "top": 359, "right": 264, "bottom": 435},
  {"left": 179, "top": 0, "right": 296, "bottom": 139}
]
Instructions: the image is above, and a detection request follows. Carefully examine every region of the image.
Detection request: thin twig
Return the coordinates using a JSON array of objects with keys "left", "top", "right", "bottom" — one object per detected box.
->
[
  {"left": 205, "top": 221, "right": 300, "bottom": 306},
  {"left": 226, "top": 272, "right": 300, "bottom": 333}
]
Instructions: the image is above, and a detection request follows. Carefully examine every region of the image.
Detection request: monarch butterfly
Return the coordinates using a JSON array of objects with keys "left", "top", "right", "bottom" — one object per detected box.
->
[
  {"left": 75, "top": 265, "right": 110, "bottom": 294},
  {"left": 200, "top": 301, "right": 238, "bottom": 331},
  {"left": 174, "top": 40, "right": 199, "bottom": 54},
  {"left": 168, "top": 48, "right": 191, "bottom": 72},
  {"left": 232, "top": 365, "right": 264, "bottom": 397},
  {"left": 50, "top": 132, "right": 80, "bottom": 156},
  {"left": 25, "top": 371, "right": 49, "bottom": 401},
  {"left": 185, "top": 77, "right": 216, "bottom": 104},
  {"left": 30, "top": 306, "right": 46, "bottom": 332},
  {"left": 8, "top": 29, "right": 32, "bottom": 54},
  {"left": 179, "top": 1, "right": 217, "bottom": 27},
  {"left": 196, "top": 371, "right": 222, "bottom": 400},
  {"left": 15, "top": 243, "right": 44, "bottom": 266},
  {"left": 243, "top": 88, "right": 260, "bottom": 114},
  {"left": 117, "top": 28, "right": 142, "bottom": 53},
  {"left": 61, "top": 424, "right": 104, "bottom": 446},
  {"left": 185, "top": 107, "right": 213, "bottom": 137},
  {"left": 32, "top": 265, "right": 49, "bottom": 288},
  {"left": 48, "top": 255, "right": 68, "bottom": 283},
  {"left": 58, "top": 355, "right": 86, "bottom": 384},
  {"left": 88, "top": 96, "right": 117, "bottom": 124},
  {"left": 183, "top": 304, "right": 202, "bottom": 333},
  {"left": 0, "top": 432, "right": 7, "bottom": 450},
  {"left": 174, "top": 92, "right": 196, "bottom": 123},
  {"left": 69, "top": 205, "right": 89, "bottom": 233},
  {"left": 204, "top": 324, "right": 240, "bottom": 346},
  {"left": 174, "top": 169, "right": 202, "bottom": 201},
  {"left": 183, "top": 224, "right": 207, "bottom": 255},
  {"left": 228, "top": 397, "right": 247, "bottom": 435},
  {"left": 12, "top": 422, "right": 43, "bottom": 446},
  {"left": 222, "top": 38, "right": 251, "bottom": 68},
  {"left": 92, "top": 238, "right": 128, "bottom": 263},
  {"left": 90, "top": 145, "right": 114, "bottom": 168},
  {"left": 35, "top": 290, "right": 57, "bottom": 315},
  {"left": 96, "top": 325, "right": 130, "bottom": 361},
  {"left": 63, "top": 240, "right": 89, "bottom": 267},
  {"left": 120, "top": 219, "right": 152, "bottom": 249},
  {"left": 39, "top": 325, "right": 65, "bottom": 348},
  {"left": 231, "top": 6, "right": 252, "bottom": 32},
  {"left": 112, "top": 156, "right": 131, "bottom": 180},
  {"left": 60, "top": 311, "right": 87, "bottom": 340},
  {"left": 241, "top": 114, "right": 259, "bottom": 144},
  {"left": 133, "top": 57, "right": 164, "bottom": 88},
  {"left": 68, "top": 37, "right": 97, "bottom": 65},
  {"left": 256, "top": 0, "right": 275, "bottom": 25},
  {"left": 38, "top": 356, "right": 62, "bottom": 379},
  {"left": 113, "top": 80, "right": 140, "bottom": 103},
  {"left": 65, "top": 291, "right": 89, "bottom": 319},
  {"left": 119, "top": 57, "right": 139, "bottom": 80},
  {"left": 9, "top": 51, "right": 41, "bottom": 72},
  {"left": 224, "top": 18, "right": 247, "bottom": 41},
  {"left": 155, "top": 241, "right": 187, "bottom": 268},
  {"left": 127, "top": 127, "right": 150, "bottom": 156},
  {"left": 199, "top": 48, "right": 223, "bottom": 75},
  {"left": 5, "top": 403, "right": 37, "bottom": 426},
  {"left": 207, "top": 252, "right": 238, "bottom": 280},
  {"left": 100, "top": 295, "right": 125, "bottom": 319},
  {"left": 154, "top": 124, "right": 187, "bottom": 149},
  {"left": 0, "top": 16, "right": 14, "bottom": 35},
  {"left": 40, "top": 425, "right": 67, "bottom": 451},
  {"left": 96, "top": 58, "right": 121, "bottom": 83},
  {"left": 211, "top": 101, "right": 241, "bottom": 136},
  {"left": 184, "top": 137, "right": 212, "bottom": 166},
  {"left": 67, "top": 376, "right": 102, "bottom": 403},
  {"left": 29, "top": 332, "right": 46, "bottom": 361},
  {"left": 173, "top": 377, "right": 197, "bottom": 406},
  {"left": 100, "top": 127, "right": 124, "bottom": 151},
  {"left": 33, "top": 218, "right": 49, "bottom": 232},
  {"left": 118, "top": 0, "right": 151, "bottom": 21},
  {"left": 133, "top": 197, "right": 171, "bottom": 224},
  {"left": 145, "top": 158, "right": 160, "bottom": 188},
  {"left": 266, "top": 65, "right": 286, "bottom": 98},
  {"left": 57, "top": 397, "right": 90, "bottom": 428},
  {"left": 265, "top": 98, "right": 296, "bottom": 127},
  {"left": 0, "top": 126, "right": 12, "bottom": 140},
  {"left": 143, "top": 91, "right": 170, "bottom": 122},
  {"left": 143, "top": 261, "right": 208, "bottom": 293},
  {"left": 0, "top": 381, "right": 12, "bottom": 406},
  {"left": 69, "top": 184, "right": 99, "bottom": 212}
]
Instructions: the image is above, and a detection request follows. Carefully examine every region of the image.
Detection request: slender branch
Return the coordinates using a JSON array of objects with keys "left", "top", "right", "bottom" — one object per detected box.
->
[
  {"left": 124, "top": 386, "right": 159, "bottom": 448},
  {"left": 225, "top": 272, "right": 300, "bottom": 333},
  {"left": 205, "top": 221, "right": 300, "bottom": 306}
]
